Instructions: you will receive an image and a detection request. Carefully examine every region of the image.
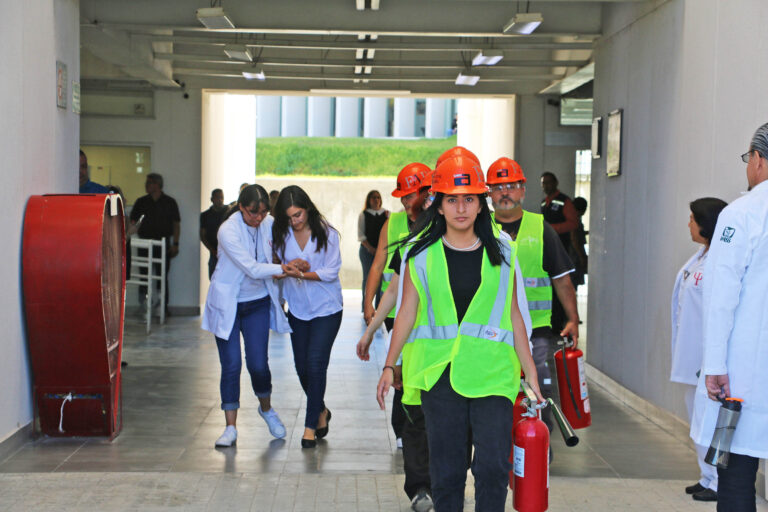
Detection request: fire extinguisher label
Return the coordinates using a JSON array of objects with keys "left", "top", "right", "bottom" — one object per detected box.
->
[
  {"left": 577, "top": 356, "right": 588, "bottom": 399},
  {"left": 513, "top": 445, "right": 525, "bottom": 477}
]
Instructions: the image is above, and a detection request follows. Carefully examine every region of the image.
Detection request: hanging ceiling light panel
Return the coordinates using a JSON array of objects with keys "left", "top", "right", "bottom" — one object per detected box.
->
[
  {"left": 455, "top": 73, "right": 480, "bottom": 86},
  {"left": 472, "top": 50, "right": 504, "bottom": 66},
  {"left": 224, "top": 45, "right": 252, "bottom": 62},
  {"left": 242, "top": 68, "right": 266, "bottom": 81},
  {"left": 196, "top": 7, "right": 235, "bottom": 29},
  {"left": 502, "top": 12, "right": 543, "bottom": 35}
]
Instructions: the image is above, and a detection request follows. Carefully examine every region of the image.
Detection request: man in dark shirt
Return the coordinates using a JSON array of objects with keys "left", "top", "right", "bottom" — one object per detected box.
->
[
  {"left": 130, "top": 173, "right": 181, "bottom": 311},
  {"left": 489, "top": 159, "right": 579, "bottom": 433},
  {"left": 199, "top": 188, "right": 227, "bottom": 279}
]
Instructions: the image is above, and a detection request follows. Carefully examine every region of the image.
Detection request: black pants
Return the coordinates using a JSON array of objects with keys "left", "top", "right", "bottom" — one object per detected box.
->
[
  {"left": 717, "top": 453, "right": 759, "bottom": 512},
  {"left": 137, "top": 242, "right": 171, "bottom": 310},
  {"left": 421, "top": 368, "right": 513, "bottom": 512},
  {"left": 402, "top": 403, "right": 431, "bottom": 500},
  {"left": 384, "top": 317, "right": 406, "bottom": 438}
]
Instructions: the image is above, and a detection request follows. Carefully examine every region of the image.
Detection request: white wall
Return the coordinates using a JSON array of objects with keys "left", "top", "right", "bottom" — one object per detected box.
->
[
  {"left": 81, "top": 89, "right": 203, "bottom": 313},
  {"left": 0, "top": 0, "right": 80, "bottom": 443},
  {"left": 457, "top": 98, "right": 518, "bottom": 171},
  {"left": 589, "top": 0, "right": 768, "bottom": 420}
]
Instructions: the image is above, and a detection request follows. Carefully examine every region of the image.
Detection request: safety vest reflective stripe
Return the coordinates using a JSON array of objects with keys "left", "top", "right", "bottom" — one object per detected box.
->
[
  {"left": 382, "top": 211, "right": 410, "bottom": 318},
  {"left": 524, "top": 277, "right": 551, "bottom": 288},
  {"left": 516, "top": 212, "right": 553, "bottom": 329},
  {"left": 528, "top": 300, "right": 553, "bottom": 311},
  {"left": 382, "top": 273, "right": 394, "bottom": 283}
]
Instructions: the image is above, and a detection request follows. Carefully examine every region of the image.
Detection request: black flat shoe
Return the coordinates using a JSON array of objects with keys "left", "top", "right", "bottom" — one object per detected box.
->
[
  {"left": 685, "top": 483, "right": 705, "bottom": 495},
  {"left": 692, "top": 489, "right": 717, "bottom": 502},
  {"left": 316, "top": 409, "right": 332, "bottom": 439},
  {"left": 301, "top": 437, "right": 317, "bottom": 449}
]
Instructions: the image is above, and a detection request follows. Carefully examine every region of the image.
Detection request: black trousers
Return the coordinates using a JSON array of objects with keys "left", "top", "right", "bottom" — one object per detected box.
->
[
  {"left": 402, "top": 403, "right": 431, "bottom": 500},
  {"left": 384, "top": 317, "right": 406, "bottom": 438},
  {"left": 717, "top": 453, "right": 759, "bottom": 512}
]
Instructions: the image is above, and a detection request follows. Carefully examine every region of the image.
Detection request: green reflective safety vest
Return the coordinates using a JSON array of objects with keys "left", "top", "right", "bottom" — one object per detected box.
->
[
  {"left": 401, "top": 238, "right": 521, "bottom": 405},
  {"left": 494, "top": 211, "right": 553, "bottom": 330},
  {"left": 382, "top": 211, "right": 410, "bottom": 319}
]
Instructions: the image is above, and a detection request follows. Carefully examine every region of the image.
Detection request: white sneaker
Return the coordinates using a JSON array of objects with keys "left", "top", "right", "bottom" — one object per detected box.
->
[
  {"left": 215, "top": 425, "right": 237, "bottom": 447},
  {"left": 411, "top": 489, "right": 434, "bottom": 512},
  {"left": 258, "top": 406, "right": 286, "bottom": 439},
  {"left": 396, "top": 437, "right": 403, "bottom": 449}
]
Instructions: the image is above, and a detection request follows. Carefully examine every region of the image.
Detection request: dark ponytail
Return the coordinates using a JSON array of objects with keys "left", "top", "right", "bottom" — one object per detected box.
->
[{"left": 225, "top": 184, "right": 270, "bottom": 220}]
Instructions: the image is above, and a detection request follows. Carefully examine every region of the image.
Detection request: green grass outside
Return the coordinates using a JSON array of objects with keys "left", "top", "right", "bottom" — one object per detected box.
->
[{"left": 255, "top": 136, "right": 457, "bottom": 176}]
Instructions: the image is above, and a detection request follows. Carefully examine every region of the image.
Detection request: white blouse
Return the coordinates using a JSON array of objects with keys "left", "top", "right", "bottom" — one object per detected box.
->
[{"left": 280, "top": 226, "right": 343, "bottom": 320}]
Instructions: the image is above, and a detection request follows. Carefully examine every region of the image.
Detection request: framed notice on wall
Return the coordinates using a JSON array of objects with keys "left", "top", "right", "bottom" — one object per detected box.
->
[
  {"left": 591, "top": 117, "right": 602, "bottom": 159},
  {"left": 606, "top": 109, "right": 623, "bottom": 177}
]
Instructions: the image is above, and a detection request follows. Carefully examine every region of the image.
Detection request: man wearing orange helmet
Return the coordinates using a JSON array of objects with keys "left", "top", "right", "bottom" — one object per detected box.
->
[
  {"left": 377, "top": 155, "right": 542, "bottom": 512},
  {"left": 487, "top": 157, "right": 579, "bottom": 434}
]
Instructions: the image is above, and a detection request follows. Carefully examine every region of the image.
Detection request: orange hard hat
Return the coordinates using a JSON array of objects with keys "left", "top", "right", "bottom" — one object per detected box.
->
[
  {"left": 419, "top": 168, "right": 434, "bottom": 189},
  {"left": 392, "top": 162, "right": 430, "bottom": 197},
  {"left": 486, "top": 157, "right": 526, "bottom": 185},
  {"left": 430, "top": 156, "right": 487, "bottom": 195},
  {"left": 435, "top": 146, "right": 480, "bottom": 169}
]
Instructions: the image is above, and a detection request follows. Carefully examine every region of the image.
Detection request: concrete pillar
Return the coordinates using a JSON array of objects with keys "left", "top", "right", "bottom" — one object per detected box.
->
[
  {"left": 256, "top": 96, "right": 280, "bottom": 137},
  {"left": 425, "top": 98, "right": 448, "bottom": 138},
  {"left": 393, "top": 98, "right": 416, "bottom": 138},
  {"left": 457, "top": 98, "right": 516, "bottom": 171},
  {"left": 281, "top": 96, "right": 307, "bottom": 137},
  {"left": 335, "top": 97, "right": 360, "bottom": 137},
  {"left": 308, "top": 97, "right": 333, "bottom": 137},
  {"left": 363, "top": 98, "right": 388, "bottom": 138}
]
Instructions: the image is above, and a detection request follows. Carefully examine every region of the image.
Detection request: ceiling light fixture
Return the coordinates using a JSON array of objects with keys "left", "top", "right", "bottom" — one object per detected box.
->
[
  {"left": 242, "top": 68, "right": 265, "bottom": 81},
  {"left": 363, "top": 66, "right": 372, "bottom": 74},
  {"left": 224, "top": 44, "right": 252, "bottom": 62},
  {"left": 196, "top": 7, "right": 235, "bottom": 29},
  {"left": 502, "top": 12, "right": 543, "bottom": 35},
  {"left": 354, "top": 65, "right": 363, "bottom": 75},
  {"left": 455, "top": 72, "right": 480, "bottom": 86},
  {"left": 472, "top": 50, "right": 504, "bottom": 66}
]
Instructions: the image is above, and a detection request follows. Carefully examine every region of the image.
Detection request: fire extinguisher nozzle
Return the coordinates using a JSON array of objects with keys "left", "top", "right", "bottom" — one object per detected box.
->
[{"left": 547, "top": 398, "right": 580, "bottom": 447}]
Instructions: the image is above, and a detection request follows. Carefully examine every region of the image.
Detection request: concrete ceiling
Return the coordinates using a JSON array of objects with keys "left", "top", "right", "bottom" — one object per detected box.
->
[{"left": 79, "top": 0, "right": 640, "bottom": 97}]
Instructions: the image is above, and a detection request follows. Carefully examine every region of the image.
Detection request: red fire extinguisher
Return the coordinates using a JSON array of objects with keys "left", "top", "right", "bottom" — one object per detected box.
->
[
  {"left": 512, "top": 398, "right": 549, "bottom": 512},
  {"left": 554, "top": 338, "right": 592, "bottom": 429}
]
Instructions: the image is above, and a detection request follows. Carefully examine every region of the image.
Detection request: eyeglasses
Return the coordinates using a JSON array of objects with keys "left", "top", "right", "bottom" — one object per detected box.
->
[
  {"left": 741, "top": 151, "right": 752, "bottom": 164},
  {"left": 246, "top": 208, "right": 268, "bottom": 219},
  {"left": 490, "top": 182, "right": 525, "bottom": 192}
]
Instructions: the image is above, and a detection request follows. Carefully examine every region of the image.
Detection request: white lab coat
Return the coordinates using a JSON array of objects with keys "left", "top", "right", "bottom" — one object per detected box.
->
[
  {"left": 201, "top": 212, "right": 291, "bottom": 339},
  {"left": 690, "top": 180, "right": 768, "bottom": 459},
  {"left": 669, "top": 247, "right": 707, "bottom": 385}
]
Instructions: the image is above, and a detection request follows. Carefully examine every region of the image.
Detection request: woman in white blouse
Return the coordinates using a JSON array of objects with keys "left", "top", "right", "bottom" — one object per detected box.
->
[
  {"left": 202, "top": 185, "right": 301, "bottom": 448},
  {"left": 670, "top": 197, "right": 727, "bottom": 502},
  {"left": 272, "top": 185, "right": 343, "bottom": 449}
]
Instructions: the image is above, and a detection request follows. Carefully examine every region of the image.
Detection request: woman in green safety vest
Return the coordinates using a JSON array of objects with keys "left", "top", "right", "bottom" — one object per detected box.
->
[{"left": 376, "top": 155, "right": 543, "bottom": 512}]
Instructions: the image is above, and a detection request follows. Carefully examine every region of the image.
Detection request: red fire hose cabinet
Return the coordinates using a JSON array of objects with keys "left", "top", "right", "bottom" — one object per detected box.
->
[{"left": 23, "top": 194, "right": 125, "bottom": 438}]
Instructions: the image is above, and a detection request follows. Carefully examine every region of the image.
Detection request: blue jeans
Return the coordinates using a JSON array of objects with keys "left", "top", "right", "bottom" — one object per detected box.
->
[
  {"left": 288, "top": 310, "right": 343, "bottom": 429},
  {"left": 215, "top": 296, "right": 272, "bottom": 410},
  {"left": 717, "top": 453, "right": 759, "bottom": 512},
  {"left": 421, "top": 367, "right": 514, "bottom": 512}
]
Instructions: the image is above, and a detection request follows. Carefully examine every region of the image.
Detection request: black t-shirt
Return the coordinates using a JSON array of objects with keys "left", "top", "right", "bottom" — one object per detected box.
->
[
  {"left": 496, "top": 217, "right": 574, "bottom": 278},
  {"left": 363, "top": 210, "right": 388, "bottom": 249},
  {"left": 391, "top": 242, "right": 482, "bottom": 324},
  {"left": 200, "top": 206, "right": 227, "bottom": 253},
  {"left": 131, "top": 193, "right": 181, "bottom": 240}
]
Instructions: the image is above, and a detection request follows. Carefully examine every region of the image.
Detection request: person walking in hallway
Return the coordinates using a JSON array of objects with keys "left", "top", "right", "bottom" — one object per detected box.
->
[
  {"left": 690, "top": 122, "right": 768, "bottom": 512},
  {"left": 671, "top": 197, "right": 727, "bottom": 502},
  {"left": 272, "top": 185, "right": 343, "bottom": 449},
  {"left": 201, "top": 185, "right": 293, "bottom": 447},
  {"left": 378, "top": 156, "right": 543, "bottom": 512},
  {"left": 200, "top": 188, "right": 228, "bottom": 279},
  {"left": 358, "top": 190, "right": 388, "bottom": 312}
]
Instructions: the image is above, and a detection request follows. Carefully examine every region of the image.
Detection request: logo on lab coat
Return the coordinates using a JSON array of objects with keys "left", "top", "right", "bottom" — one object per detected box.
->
[{"left": 720, "top": 226, "right": 736, "bottom": 243}]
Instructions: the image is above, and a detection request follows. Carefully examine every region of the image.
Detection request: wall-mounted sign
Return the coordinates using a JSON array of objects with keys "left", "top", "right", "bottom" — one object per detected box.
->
[
  {"left": 72, "top": 81, "right": 81, "bottom": 114},
  {"left": 606, "top": 109, "right": 623, "bottom": 177},
  {"left": 591, "top": 117, "right": 602, "bottom": 159},
  {"left": 56, "top": 61, "right": 67, "bottom": 109}
]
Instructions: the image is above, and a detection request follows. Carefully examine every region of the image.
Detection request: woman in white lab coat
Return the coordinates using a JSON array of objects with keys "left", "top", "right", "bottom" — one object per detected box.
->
[
  {"left": 670, "top": 197, "right": 727, "bottom": 501},
  {"left": 202, "top": 184, "right": 301, "bottom": 448}
]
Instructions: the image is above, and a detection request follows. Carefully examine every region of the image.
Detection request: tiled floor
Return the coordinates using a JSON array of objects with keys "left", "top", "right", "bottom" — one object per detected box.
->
[{"left": 0, "top": 290, "right": 765, "bottom": 511}]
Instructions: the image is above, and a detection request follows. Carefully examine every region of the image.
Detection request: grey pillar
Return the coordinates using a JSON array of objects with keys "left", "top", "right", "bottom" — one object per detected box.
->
[
  {"left": 308, "top": 97, "right": 333, "bottom": 137},
  {"left": 281, "top": 96, "right": 307, "bottom": 137},
  {"left": 425, "top": 98, "right": 448, "bottom": 139},
  {"left": 363, "top": 98, "right": 387, "bottom": 138},
  {"left": 256, "top": 96, "right": 281, "bottom": 137},
  {"left": 335, "top": 97, "right": 360, "bottom": 137},
  {"left": 393, "top": 98, "right": 416, "bottom": 138}
]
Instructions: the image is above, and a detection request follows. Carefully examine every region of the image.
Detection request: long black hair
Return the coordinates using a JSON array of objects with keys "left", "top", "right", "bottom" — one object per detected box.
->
[
  {"left": 225, "top": 184, "right": 270, "bottom": 220},
  {"left": 690, "top": 197, "right": 728, "bottom": 243},
  {"left": 394, "top": 192, "right": 506, "bottom": 266},
  {"left": 272, "top": 185, "right": 335, "bottom": 261}
]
